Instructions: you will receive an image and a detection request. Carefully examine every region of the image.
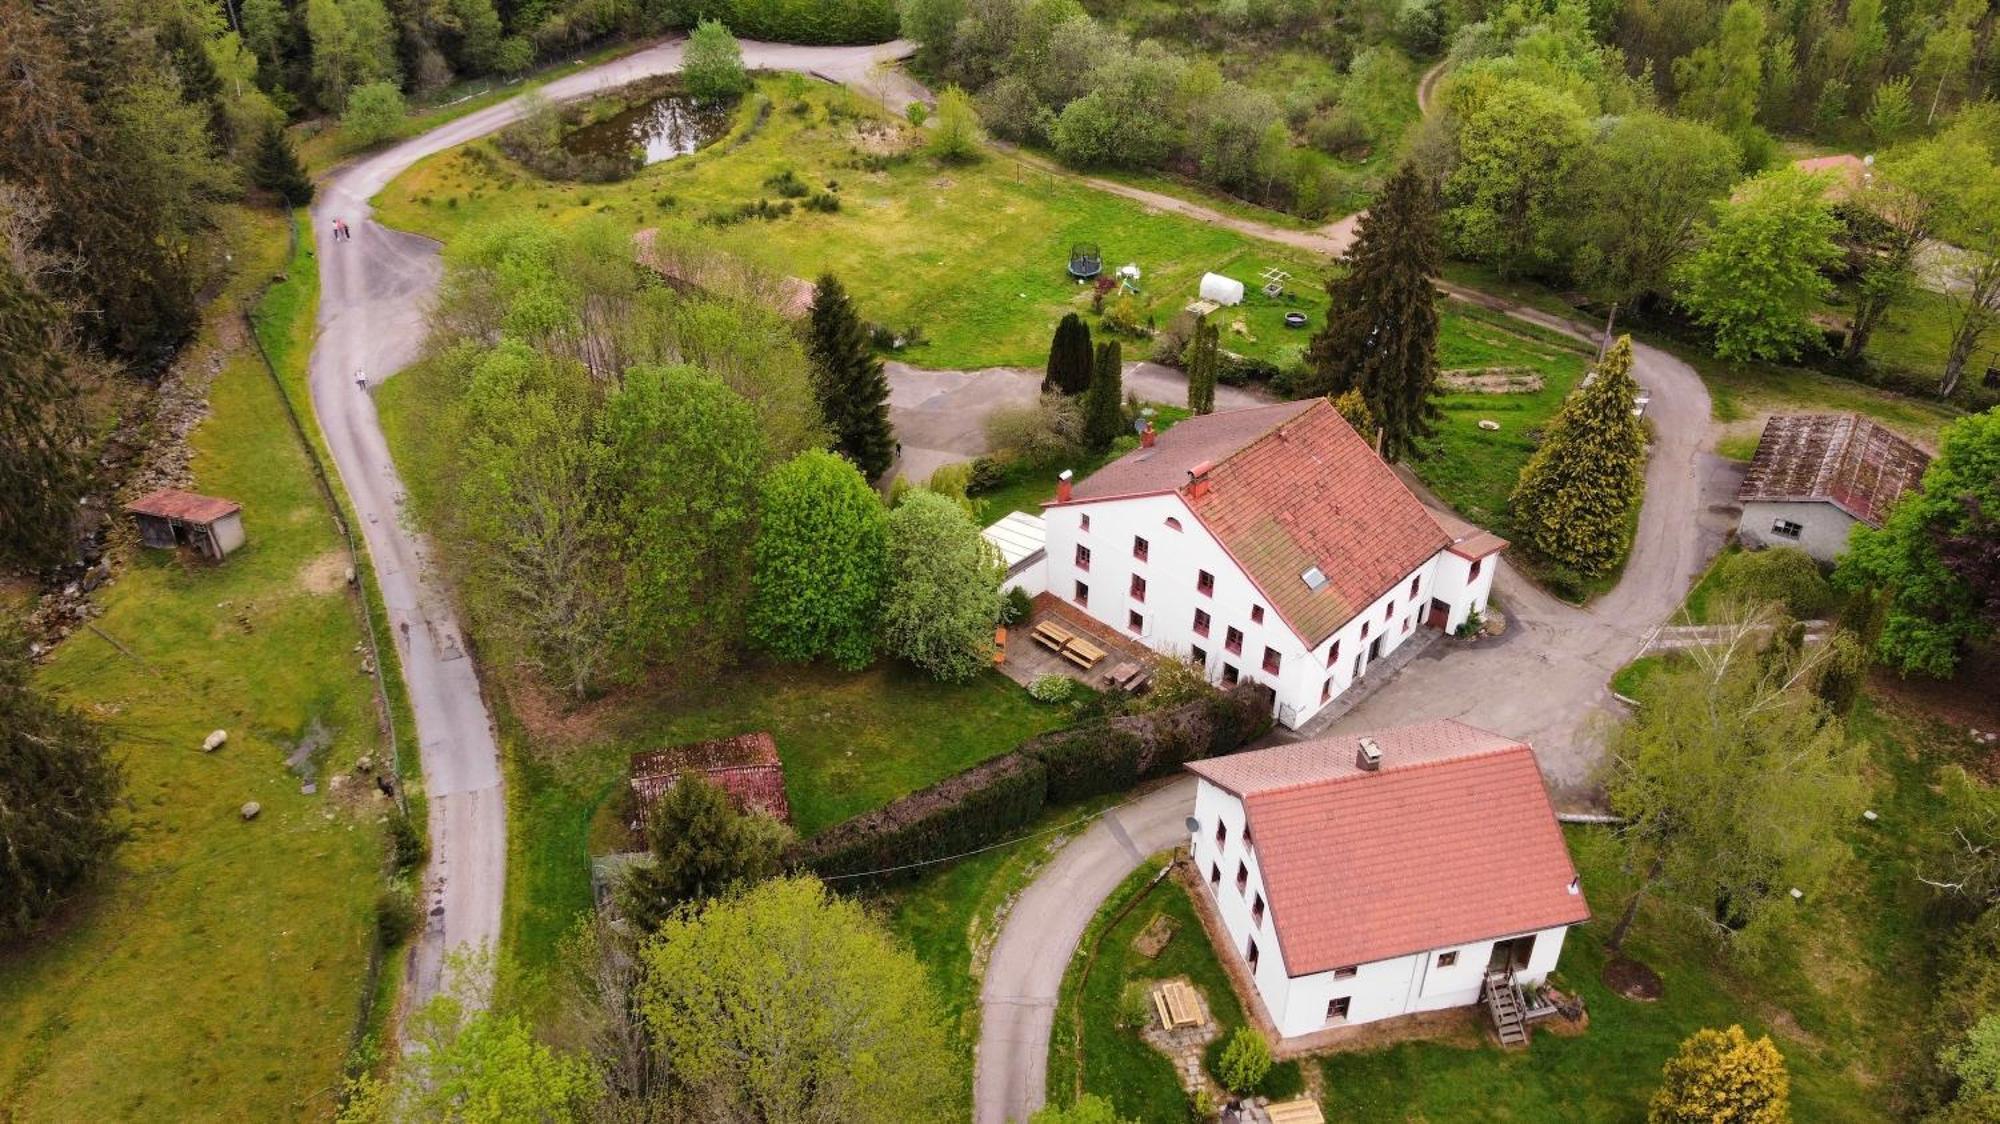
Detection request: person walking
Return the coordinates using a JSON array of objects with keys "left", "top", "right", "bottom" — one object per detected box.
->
[{"left": 354, "top": 368, "right": 368, "bottom": 390}]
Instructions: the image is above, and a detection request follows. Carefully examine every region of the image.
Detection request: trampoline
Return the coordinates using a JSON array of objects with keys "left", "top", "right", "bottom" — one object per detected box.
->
[{"left": 1068, "top": 241, "right": 1103, "bottom": 280}]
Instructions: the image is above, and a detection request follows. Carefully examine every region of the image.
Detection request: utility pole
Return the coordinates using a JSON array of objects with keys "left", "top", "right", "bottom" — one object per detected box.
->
[{"left": 1595, "top": 301, "right": 1619, "bottom": 364}]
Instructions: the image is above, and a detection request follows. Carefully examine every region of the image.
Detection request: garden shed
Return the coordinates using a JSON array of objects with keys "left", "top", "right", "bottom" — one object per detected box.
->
[
  {"left": 124, "top": 488, "right": 245, "bottom": 560},
  {"left": 1198, "top": 272, "right": 1244, "bottom": 306},
  {"left": 628, "top": 732, "right": 792, "bottom": 830}
]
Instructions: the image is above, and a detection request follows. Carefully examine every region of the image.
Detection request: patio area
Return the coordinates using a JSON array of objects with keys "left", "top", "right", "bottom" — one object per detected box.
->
[{"left": 999, "top": 593, "right": 1159, "bottom": 693}]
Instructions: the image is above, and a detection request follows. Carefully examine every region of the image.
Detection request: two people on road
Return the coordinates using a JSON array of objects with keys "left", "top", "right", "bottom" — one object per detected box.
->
[{"left": 331, "top": 217, "right": 352, "bottom": 241}]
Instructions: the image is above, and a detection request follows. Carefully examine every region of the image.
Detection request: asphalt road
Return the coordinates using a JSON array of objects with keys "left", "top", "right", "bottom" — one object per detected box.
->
[
  {"left": 972, "top": 308, "right": 1724, "bottom": 1124},
  {"left": 306, "top": 37, "right": 921, "bottom": 1008}
]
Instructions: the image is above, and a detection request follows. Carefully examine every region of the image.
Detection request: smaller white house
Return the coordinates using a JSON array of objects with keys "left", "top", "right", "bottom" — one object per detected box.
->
[
  {"left": 1186, "top": 720, "right": 1590, "bottom": 1040},
  {"left": 1736, "top": 413, "right": 1929, "bottom": 563},
  {"left": 1199, "top": 272, "right": 1245, "bottom": 306},
  {"left": 982, "top": 510, "right": 1048, "bottom": 597}
]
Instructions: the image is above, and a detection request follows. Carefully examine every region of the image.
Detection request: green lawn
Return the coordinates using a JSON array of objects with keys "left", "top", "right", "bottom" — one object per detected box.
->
[
  {"left": 1318, "top": 698, "right": 1943, "bottom": 1122},
  {"left": 1046, "top": 856, "right": 1304, "bottom": 1122},
  {"left": 493, "top": 661, "right": 1062, "bottom": 976},
  {"left": 0, "top": 208, "right": 389, "bottom": 1121},
  {"left": 372, "top": 77, "right": 1337, "bottom": 372},
  {"left": 1421, "top": 309, "right": 1594, "bottom": 534}
]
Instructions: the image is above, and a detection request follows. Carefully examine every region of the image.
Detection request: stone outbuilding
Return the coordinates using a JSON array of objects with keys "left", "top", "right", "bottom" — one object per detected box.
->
[
  {"left": 1736, "top": 413, "right": 1929, "bottom": 562},
  {"left": 124, "top": 489, "right": 246, "bottom": 560}
]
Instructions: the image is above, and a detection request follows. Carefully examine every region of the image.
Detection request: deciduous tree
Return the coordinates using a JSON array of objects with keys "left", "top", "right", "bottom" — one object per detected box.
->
[
  {"left": 1837, "top": 407, "right": 2000, "bottom": 677},
  {"left": 1440, "top": 74, "right": 1590, "bottom": 275},
  {"left": 882, "top": 491, "right": 1000, "bottom": 682},
  {"left": 1044, "top": 312, "right": 1093, "bottom": 395},
  {"left": 621, "top": 771, "right": 792, "bottom": 932},
  {"left": 1672, "top": 168, "right": 1842, "bottom": 362},
  {"left": 1565, "top": 112, "right": 1739, "bottom": 306},
  {"left": 637, "top": 877, "right": 955, "bottom": 1122},
  {"left": 1648, "top": 1026, "right": 1790, "bottom": 1124},
  {"left": 749, "top": 450, "right": 888, "bottom": 669},
  {"left": 806, "top": 272, "right": 896, "bottom": 480},
  {"left": 1510, "top": 336, "right": 1648, "bottom": 577},
  {"left": 1082, "top": 338, "right": 1124, "bottom": 452},
  {"left": 0, "top": 626, "right": 123, "bottom": 940},
  {"left": 1303, "top": 162, "right": 1442, "bottom": 462},
  {"left": 928, "top": 84, "right": 984, "bottom": 162},
  {"left": 1605, "top": 607, "right": 1863, "bottom": 957},
  {"left": 602, "top": 364, "right": 766, "bottom": 667},
  {"left": 340, "top": 79, "right": 406, "bottom": 145},
  {"left": 1672, "top": 0, "right": 1765, "bottom": 139},
  {"left": 682, "top": 18, "right": 748, "bottom": 101}
]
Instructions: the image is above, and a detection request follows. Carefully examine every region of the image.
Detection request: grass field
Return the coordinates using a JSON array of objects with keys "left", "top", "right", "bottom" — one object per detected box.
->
[
  {"left": 372, "top": 77, "right": 1336, "bottom": 371},
  {"left": 0, "top": 208, "right": 390, "bottom": 1121},
  {"left": 1046, "top": 856, "right": 1304, "bottom": 1121},
  {"left": 1317, "top": 697, "right": 1943, "bottom": 1122}
]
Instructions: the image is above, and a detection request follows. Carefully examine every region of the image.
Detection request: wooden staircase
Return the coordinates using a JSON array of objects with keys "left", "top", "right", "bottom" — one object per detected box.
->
[{"left": 1484, "top": 969, "right": 1529, "bottom": 1047}]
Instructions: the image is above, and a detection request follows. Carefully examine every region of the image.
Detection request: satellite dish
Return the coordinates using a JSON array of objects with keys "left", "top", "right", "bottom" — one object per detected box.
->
[{"left": 1185, "top": 816, "right": 1201, "bottom": 834}]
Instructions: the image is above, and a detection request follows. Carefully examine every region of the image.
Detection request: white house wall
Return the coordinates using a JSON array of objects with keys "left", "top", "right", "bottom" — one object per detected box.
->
[
  {"left": 1737, "top": 500, "right": 1858, "bottom": 564},
  {"left": 1044, "top": 491, "right": 1495, "bottom": 727},
  {"left": 1189, "top": 779, "right": 1572, "bottom": 1039},
  {"left": 1428, "top": 550, "right": 1498, "bottom": 634}
]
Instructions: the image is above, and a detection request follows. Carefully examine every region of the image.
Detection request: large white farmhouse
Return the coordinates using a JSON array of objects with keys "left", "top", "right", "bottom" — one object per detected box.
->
[
  {"left": 1041, "top": 398, "right": 1505, "bottom": 728},
  {"left": 1185, "top": 720, "right": 1590, "bottom": 1039}
]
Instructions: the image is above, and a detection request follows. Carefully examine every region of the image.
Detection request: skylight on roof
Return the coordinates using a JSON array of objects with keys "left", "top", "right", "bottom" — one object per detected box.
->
[{"left": 1301, "top": 566, "right": 1328, "bottom": 590}]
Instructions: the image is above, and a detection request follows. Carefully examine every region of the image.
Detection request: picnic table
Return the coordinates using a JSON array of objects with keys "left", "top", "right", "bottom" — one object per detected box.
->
[
  {"left": 1153, "top": 980, "right": 1204, "bottom": 1030},
  {"left": 1032, "top": 619, "right": 1078, "bottom": 652},
  {"left": 1062, "top": 634, "right": 1107, "bottom": 669},
  {"left": 1103, "top": 661, "right": 1150, "bottom": 691}
]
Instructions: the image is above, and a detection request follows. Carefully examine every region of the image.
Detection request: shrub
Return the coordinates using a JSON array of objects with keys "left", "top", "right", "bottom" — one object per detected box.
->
[
  {"left": 1118, "top": 981, "right": 1154, "bottom": 1030},
  {"left": 985, "top": 393, "right": 1086, "bottom": 466},
  {"left": 764, "top": 168, "right": 811, "bottom": 197},
  {"left": 1648, "top": 1025, "right": 1789, "bottom": 1124},
  {"left": 341, "top": 81, "right": 407, "bottom": 146},
  {"left": 682, "top": 18, "right": 750, "bottom": 100},
  {"left": 1028, "top": 674, "right": 1077, "bottom": 703},
  {"left": 375, "top": 886, "right": 418, "bottom": 946},
  {"left": 906, "top": 102, "right": 928, "bottom": 127},
  {"left": 681, "top": 0, "right": 899, "bottom": 45},
  {"left": 1023, "top": 724, "right": 1148, "bottom": 803},
  {"left": 804, "top": 752, "right": 1048, "bottom": 883},
  {"left": 1711, "top": 548, "right": 1833, "bottom": 619},
  {"left": 1001, "top": 585, "right": 1033, "bottom": 626},
  {"left": 805, "top": 191, "right": 841, "bottom": 212},
  {"left": 388, "top": 811, "right": 429, "bottom": 872},
  {"left": 966, "top": 456, "right": 1008, "bottom": 495},
  {"left": 1306, "top": 106, "right": 1371, "bottom": 157},
  {"left": 1216, "top": 353, "right": 1282, "bottom": 386},
  {"left": 1216, "top": 1027, "right": 1273, "bottom": 1094}
]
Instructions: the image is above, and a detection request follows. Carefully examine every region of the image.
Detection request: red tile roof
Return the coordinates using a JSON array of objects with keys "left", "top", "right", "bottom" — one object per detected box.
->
[
  {"left": 1737, "top": 413, "right": 1929, "bottom": 528},
  {"left": 124, "top": 488, "right": 241, "bottom": 524},
  {"left": 1188, "top": 720, "right": 1589, "bottom": 974},
  {"left": 629, "top": 732, "right": 791, "bottom": 825},
  {"left": 1057, "top": 400, "right": 1462, "bottom": 646}
]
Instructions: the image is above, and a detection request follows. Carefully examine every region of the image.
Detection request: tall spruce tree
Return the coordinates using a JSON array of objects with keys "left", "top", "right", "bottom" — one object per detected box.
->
[
  {"left": 806, "top": 273, "right": 896, "bottom": 480},
  {"left": 251, "top": 120, "right": 315, "bottom": 206},
  {"left": 1043, "top": 312, "right": 1093, "bottom": 395},
  {"left": 1302, "top": 163, "right": 1443, "bottom": 462},
  {"left": 2, "top": 626, "right": 124, "bottom": 939},
  {"left": 0, "top": 239, "right": 87, "bottom": 573},
  {"left": 1186, "top": 319, "right": 1219, "bottom": 415},
  {"left": 1509, "top": 336, "right": 1648, "bottom": 577},
  {"left": 1083, "top": 339, "right": 1124, "bottom": 452}
]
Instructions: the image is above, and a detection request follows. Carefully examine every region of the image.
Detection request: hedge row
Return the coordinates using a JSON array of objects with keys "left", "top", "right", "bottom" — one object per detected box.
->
[
  {"left": 683, "top": 0, "right": 899, "bottom": 45},
  {"left": 804, "top": 684, "right": 1273, "bottom": 884}
]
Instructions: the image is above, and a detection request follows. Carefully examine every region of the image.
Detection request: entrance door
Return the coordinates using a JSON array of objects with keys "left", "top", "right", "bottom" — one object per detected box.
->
[
  {"left": 1426, "top": 598, "right": 1450, "bottom": 630},
  {"left": 1368, "top": 636, "right": 1383, "bottom": 662},
  {"left": 1488, "top": 934, "right": 1536, "bottom": 974}
]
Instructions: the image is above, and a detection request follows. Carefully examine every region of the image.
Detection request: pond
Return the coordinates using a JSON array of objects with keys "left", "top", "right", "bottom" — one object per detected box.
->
[{"left": 561, "top": 92, "right": 734, "bottom": 166}]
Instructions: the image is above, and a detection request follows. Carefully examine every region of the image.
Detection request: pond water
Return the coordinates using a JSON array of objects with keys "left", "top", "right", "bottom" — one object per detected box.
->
[{"left": 561, "top": 92, "right": 733, "bottom": 166}]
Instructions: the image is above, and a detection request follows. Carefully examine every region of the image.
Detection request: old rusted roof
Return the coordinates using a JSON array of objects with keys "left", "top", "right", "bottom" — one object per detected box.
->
[
  {"left": 1188, "top": 720, "right": 1590, "bottom": 974},
  {"left": 1737, "top": 413, "right": 1929, "bottom": 528},
  {"left": 629, "top": 732, "right": 790, "bottom": 824},
  {"left": 124, "top": 488, "right": 241, "bottom": 524}
]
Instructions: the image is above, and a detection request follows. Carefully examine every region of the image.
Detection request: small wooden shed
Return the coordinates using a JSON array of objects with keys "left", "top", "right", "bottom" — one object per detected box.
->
[{"left": 124, "top": 489, "right": 246, "bottom": 560}]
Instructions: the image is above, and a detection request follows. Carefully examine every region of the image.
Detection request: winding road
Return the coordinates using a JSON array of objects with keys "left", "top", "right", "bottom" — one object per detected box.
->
[
  {"left": 307, "top": 38, "right": 922, "bottom": 1007},
  {"left": 305, "top": 34, "right": 1728, "bottom": 1119}
]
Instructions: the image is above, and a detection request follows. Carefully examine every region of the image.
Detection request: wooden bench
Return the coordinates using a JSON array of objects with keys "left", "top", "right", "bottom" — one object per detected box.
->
[
  {"left": 1061, "top": 635, "right": 1107, "bottom": 669},
  {"left": 1152, "top": 980, "right": 1203, "bottom": 1030},
  {"left": 1267, "top": 1099, "right": 1326, "bottom": 1124},
  {"left": 1032, "top": 620, "right": 1077, "bottom": 652}
]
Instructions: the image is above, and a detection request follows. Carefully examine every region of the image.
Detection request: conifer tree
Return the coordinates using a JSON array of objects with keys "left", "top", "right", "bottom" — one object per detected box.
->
[
  {"left": 1302, "top": 162, "right": 1443, "bottom": 462},
  {"left": 251, "top": 121, "right": 315, "bottom": 206},
  {"left": 1083, "top": 339, "right": 1124, "bottom": 452},
  {"left": 1043, "top": 312, "right": 1093, "bottom": 395},
  {"left": 1186, "top": 319, "right": 1218, "bottom": 415},
  {"left": 806, "top": 273, "right": 896, "bottom": 480},
  {"left": 1509, "top": 335, "right": 1648, "bottom": 577}
]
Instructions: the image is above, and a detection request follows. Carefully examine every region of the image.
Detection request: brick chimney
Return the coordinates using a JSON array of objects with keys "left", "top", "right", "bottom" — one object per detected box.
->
[
  {"left": 1186, "top": 460, "right": 1214, "bottom": 500},
  {"left": 1140, "top": 420, "right": 1157, "bottom": 448},
  {"left": 1356, "top": 737, "right": 1382, "bottom": 772},
  {"left": 1056, "top": 468, "right": 1074, "bottom": 503}
]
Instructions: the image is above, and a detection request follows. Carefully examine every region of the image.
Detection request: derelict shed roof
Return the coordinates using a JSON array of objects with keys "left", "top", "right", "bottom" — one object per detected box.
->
[
  {"left": 1188, "top": 719, "right": 1590, "bottom": 974},
  {"left": 1737, "top": 413, "right": 1930, "bottom": 528},
  {"left": 124, "top": 488, "right": 242, "bottom": 524}
]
